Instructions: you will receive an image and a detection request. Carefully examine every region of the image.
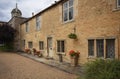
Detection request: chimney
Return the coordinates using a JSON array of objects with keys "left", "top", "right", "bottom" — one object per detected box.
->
[
  {"left": 32, "top": 12, "right": 34, "bottom": 16},
  {"left": 55, "top": 1, "right": 57, "bottom": 3}
]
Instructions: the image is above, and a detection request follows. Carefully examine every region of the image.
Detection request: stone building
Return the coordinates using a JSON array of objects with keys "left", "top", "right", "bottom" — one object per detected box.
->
[
  {"left": 19, "top": 0, "right": 120, "bottom": 64},
  {"left": 0, "top": 4, "right": 28, "bottom": 51},
  {"left": 1, "top": 0, "right": 120, "bottom": 64},
  {"left": 0, "top": 21, "right": 7, "bottom": 46},
  {"left": 0, "top": 21, "right": 7, "bottom": 25}
]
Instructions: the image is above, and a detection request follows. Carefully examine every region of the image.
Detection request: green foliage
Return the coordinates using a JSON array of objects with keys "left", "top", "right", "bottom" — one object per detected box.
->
[
  {"left": 68, "top": 33, "right": 77, "bottom": 39},
  {"left": 85, "top": 59, "right": 120, "bottom": 79},
  {"left": 0, "top": 24, "right": 16, "bottom": 43},
  {"left": 0, "top": 43, "right": 14, "bottom": 52}
]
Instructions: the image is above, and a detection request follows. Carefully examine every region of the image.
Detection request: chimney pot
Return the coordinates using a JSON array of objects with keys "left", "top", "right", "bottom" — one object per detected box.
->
[{"left": 32, "top": 12, "right": 34, "bottom": 16}]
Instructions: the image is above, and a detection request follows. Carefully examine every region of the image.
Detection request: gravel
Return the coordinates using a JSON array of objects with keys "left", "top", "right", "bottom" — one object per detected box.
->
[{"left": 0, "top": 52, "right": 77, "bottom": 79}]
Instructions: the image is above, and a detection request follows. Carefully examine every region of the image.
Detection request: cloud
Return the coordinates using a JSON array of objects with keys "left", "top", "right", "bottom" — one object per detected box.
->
[{"left": 0, "top": 0, "right": 59, "bottom": 22}]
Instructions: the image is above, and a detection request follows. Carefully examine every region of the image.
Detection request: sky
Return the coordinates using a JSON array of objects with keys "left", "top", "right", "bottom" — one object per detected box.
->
[{"left": 0, "top": 0, "right": 59, "bottom": 22}]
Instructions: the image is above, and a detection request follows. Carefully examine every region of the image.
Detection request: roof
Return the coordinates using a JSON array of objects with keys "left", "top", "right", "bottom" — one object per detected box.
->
[
  {"left": 8, "top": 16, "right": 29, "bottom": 23},
  {"left": 11, "top": 8, "right": 22, "bottom": 15},
  {"left": 0, "top": 21, "right": 7, "bottom": 23},
  {"left": 20, "top": 0, "right": 62, "bottom": 25},
  {"left": 11, "top": 3, "right": 22, "bottom": 15}
]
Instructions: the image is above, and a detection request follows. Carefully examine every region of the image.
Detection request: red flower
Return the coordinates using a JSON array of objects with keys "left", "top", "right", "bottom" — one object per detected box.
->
[
  {"left": 24, "top": 48, "right": 30, "bottom": 53},
  {"left": 69, "top": 50, "right": 75, "bottom": 55},
  {"left": 69, "top": 50, "right": 80, "bottom": 57}
]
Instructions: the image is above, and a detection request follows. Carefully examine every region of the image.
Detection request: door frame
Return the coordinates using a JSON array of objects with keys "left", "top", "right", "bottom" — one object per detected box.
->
[{"left": 47, "top": 37, "right": 53, "bottom": 57}]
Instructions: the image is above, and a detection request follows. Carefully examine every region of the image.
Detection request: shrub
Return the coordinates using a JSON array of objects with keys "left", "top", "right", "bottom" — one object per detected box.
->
[
  {"left": 85, "top": 59, "right": 120, "bottom": 79},
  {"left": 0, "top": 43, "right": 14, "bottom": 52}
]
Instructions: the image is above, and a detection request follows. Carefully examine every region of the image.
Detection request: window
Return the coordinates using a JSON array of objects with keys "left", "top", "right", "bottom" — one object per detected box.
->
[
  {"left": 96, "top": 39, "right": 104, "bottom": 57},
  {"left": 88, "top": 39, "right": 115, "bottom": 58},
  {"left": 23, "top": 40, "right": 25, "bottom": 48},
  {"left": 88, "top": 40, "right": 94, "bottom": 56},
  {"left": 39, "top": 41, "right": 44, "bottom": 50},
  {"left": 25, "top": 22, "right": 29, "bottom": 32},
  {"left": 117, "top": 0, "right": 120, "bottom": 8},
  {"left": 106, "top": 39, "right": 115, "bottom": 58},
  {"left": 36, "top": 16, "right": 40, "bottom": 31},
  {"left": 63, "top": 0, "right": 74, "bottom": 22},
  {"left": 28, "top": 42, "right": 33, "bottom": 48},
  {"left": 57, "top": 40, "right": 65, "bottom": 52}
]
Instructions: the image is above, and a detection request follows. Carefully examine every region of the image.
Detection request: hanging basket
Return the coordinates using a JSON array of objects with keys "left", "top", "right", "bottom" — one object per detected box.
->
[{"left": 68, "top": 33, "right": 77, "bottom": 39}]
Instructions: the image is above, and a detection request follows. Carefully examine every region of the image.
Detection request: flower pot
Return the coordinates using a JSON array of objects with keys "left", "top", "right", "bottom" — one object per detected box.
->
[{"left": 70, "top": 56, "right": 79, "bottom": 67}]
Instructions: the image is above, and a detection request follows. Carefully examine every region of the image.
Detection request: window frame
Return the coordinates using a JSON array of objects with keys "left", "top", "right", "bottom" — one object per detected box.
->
[
  {"left": 39, "top": 41, "right": 44, "bottom": 50},
  {"left": 28, "top": 41, "right": 33, "bottom": 49},
  {"left": 117, "top": 0, "right": 120, "bottom": 8},
  {"left": 57, "top": 40, "right": 65, "bottom": 53},
  {"left": 62, "top": 0, "right": 74, "bottom": 23},
  {"left": 88, "top": 40, "right": 94, "bottom": 57},
  {"left": 23, "top": 40, "right": 25, "bottom": 48},
  {"left": 96, "top": 39, "right": 104, "bottom": 57},
  {"left": 25, "top": 22, "right": 29, "bottom": 33},
  {"left": 106, "top": 39, "right": 115, "bottom": 58},
  {"left": 88, "top": 38, "right": 115, "bottom": 59},
  {"left": 36, "top": 16, "right": 40, "bottom": 31}
]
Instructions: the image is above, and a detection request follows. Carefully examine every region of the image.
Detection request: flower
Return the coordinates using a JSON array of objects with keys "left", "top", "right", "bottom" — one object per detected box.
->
[
  {"left": 69, "top": 50, "right": 80, "bottom": 57},
  {"left": 24, "top": 48, "right": 30, "bottom": 53}
]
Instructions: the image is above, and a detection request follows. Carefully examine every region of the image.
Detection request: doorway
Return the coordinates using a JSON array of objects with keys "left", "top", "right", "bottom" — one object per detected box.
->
[{"left": 47, "top": 37, "right": 53, "bottom": 58}]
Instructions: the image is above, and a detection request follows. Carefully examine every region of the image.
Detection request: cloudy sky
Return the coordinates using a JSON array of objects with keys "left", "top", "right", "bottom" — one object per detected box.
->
[{"left": 0, "top": 0, "right": 59, "bottom": 22}]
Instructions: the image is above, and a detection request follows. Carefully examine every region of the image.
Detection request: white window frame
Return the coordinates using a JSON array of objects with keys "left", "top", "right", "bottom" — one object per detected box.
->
[
  {"left": 117, "top": 0, "right": 120, "bottom": 8},
  {"left": 63, "top": 0, "right": 74, "bottom": 22},
  {"left": 36, "top": 16, "right": 40, "bottom": 31}
]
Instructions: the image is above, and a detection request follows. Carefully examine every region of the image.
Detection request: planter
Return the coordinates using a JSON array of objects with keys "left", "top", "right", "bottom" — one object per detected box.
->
[
  {"left": 70, "top": 56, "right": 79, "bottom": 66},
  {"left": 68, "top": 33, "right": 77, "bottom": 39},
  {"left": 58, "top": 54, "right": 63, "bottom": 62}
]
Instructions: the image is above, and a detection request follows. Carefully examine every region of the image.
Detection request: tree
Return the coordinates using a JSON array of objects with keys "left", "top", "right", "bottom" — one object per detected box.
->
[{"left": 0, "top": 24, "right": 16, "bottom": 43}]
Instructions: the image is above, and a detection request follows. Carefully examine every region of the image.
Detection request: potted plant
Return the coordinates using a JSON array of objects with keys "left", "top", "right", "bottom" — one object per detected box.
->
[
  {"left": 69, "top": 50, "right": 80, "bottom": 66},
  {"left": 36, "top": 50, "right": 42, "bottom": 57},
  {"left": 24, "top": 48, "right": 31, "bottom": 54},
  {"left": 32, "top": 48, "right": 37, "bottom": 55},
  {"left": 68, "top": 33, "right": 77, "bottom": 39}
]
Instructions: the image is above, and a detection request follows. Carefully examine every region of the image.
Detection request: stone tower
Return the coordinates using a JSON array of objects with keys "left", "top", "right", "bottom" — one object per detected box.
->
[
  {"left": 8, "top": 3, "right": 28, "bottom": 51},
  {"left": 11, "top": 3, "right": 22, "bottom": 17}
]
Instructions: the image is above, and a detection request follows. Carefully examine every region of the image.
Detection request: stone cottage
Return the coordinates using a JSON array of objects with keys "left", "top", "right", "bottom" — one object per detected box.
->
[
  {"left": 19, "top": 0, "right": 120, "bottom": 64},
  {"left": 1, "top": 0, "right": 120, "bottom": 64}
]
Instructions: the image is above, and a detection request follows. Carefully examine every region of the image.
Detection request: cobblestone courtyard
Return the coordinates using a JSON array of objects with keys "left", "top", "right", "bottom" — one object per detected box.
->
[{"left": 0, "top": 52, "right": 77, "bottom": 79}]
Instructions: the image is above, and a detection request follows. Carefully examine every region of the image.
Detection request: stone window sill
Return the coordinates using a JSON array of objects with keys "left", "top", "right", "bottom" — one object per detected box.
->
[
  {"left": 87, "top": 56, "right": 96, "bottom": 59},
  {"left": 62, "top": 19, "right": 75, "bottom": 24},
  {"left": 57, "top": 52, "right": 66, "bottom": 56},
  {"left": 112, "top": 8, "right": 120, "bottom": 12}
]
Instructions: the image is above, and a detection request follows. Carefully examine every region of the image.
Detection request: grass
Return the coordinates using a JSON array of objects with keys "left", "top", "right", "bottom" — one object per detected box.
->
[{"left": 0, "top": 43, "right": 14, "bottom": 52}]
